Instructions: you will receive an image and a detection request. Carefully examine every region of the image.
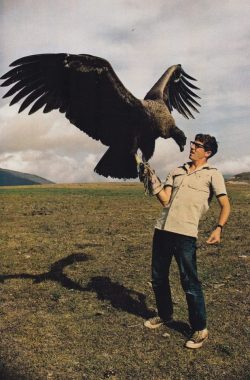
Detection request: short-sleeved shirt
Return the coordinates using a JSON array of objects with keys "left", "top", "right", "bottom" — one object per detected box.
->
[{"left": 155, "top": 162, "right": 227, "bottom": 238}]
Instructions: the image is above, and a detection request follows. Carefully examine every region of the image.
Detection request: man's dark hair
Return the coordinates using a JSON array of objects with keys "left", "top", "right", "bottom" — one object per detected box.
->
[{"left": 195, "top": 133, "right": 218, "bottom": 158}]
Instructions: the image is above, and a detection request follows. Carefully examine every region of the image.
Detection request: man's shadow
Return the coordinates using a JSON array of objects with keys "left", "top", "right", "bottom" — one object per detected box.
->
[{"left": 0, "top": 251, "right": 190, "bottom": 335}]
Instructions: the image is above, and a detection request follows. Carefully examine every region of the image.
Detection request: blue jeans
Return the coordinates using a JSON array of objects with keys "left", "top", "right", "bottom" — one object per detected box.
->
[{"left": 151, "top": 229, "right": 206, "bottom": 331}]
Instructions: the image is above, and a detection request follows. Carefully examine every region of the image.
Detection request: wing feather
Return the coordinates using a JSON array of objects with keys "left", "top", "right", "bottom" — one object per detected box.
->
[
  {"left": 177, "top": 95, "right": 195, "bottom": 119},
  {"left": 173, "top": 92, "right": 189, "bottom": 119},
  {"left": 169, "top": 88, "right": 188, "bottom": 119},
  {"left": 180, "top": 94, "right": 200, "bottom": 113},
  {"left": 180, "top": 76, "right": 200, "bottom": 90},
  {"left": 18, "top": 87, "right": 46, "bottom": 113},
  {"left": 181, "top": 68, "right": 197, "bottom": 81},
  {"left": 29, "top": 93, "right": 50, "bottom": 115},
  {"left": 9, "top": 83, "right": 45, "bottom": 105},
  {"left": 3, "top": 80, "right": 32, "bottom": 98}
]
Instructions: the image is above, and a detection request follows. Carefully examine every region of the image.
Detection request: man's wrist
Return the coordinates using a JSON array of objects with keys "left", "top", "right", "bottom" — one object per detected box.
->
[
  {"left": 149, "top": 173, "right": 163, "bottom": 195},
  {"left": 215, "top": 224, "right": 223, "bottom": 231},
  {"left": 151, "top": 184, "right": 164, "bottom": 195}
]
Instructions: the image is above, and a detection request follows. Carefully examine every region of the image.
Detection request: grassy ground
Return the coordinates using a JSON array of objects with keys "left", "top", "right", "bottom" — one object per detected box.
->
[{"left": 0, "top": 182, "right": 249, "bottom": 380}]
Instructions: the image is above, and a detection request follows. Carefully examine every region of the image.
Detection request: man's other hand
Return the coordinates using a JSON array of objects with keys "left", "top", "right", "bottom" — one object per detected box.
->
[{"left": 206, "top": 228, "right": 221, "bottom": 244}]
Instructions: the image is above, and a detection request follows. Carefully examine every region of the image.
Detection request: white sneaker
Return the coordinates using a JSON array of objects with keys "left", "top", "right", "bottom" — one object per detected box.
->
[
  {"left": 144, "top": 316, "right": 173, "bottom": 329},
  {"left": 185, "top": 328, "right": 209, "bottom": 349}
]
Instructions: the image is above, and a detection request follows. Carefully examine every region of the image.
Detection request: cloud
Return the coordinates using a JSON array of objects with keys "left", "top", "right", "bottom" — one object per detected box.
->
[
  {"left": 0, "top": 0, "right": 249, "bottom": 182},
  {"left": 0, "top": 104, "right": 107, "bottom": 182},
  {"left": 0, "top": 149, "right": 106, "bottom": 183},
  {"left": 0, "top": 104, "right": 104, "bottom": 154},
  {"left": 216, "top": 155, "right": 250, "bottom": 175}
]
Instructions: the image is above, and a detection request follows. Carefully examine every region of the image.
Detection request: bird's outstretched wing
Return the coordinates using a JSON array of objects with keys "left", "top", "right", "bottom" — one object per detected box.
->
[
  {"left": 164, "top": 65, "right": 201, "bottom": 119},
  {"left": 1, "top": 54, "right": 142, "bottom": 146},
  {"left": 145, "top": 64, "right": 201, "bottom": 119}
]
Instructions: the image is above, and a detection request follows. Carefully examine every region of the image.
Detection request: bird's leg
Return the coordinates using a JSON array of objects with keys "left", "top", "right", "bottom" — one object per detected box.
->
[{"left": 134, "top": 153, "right": 142, "bottom": 166}]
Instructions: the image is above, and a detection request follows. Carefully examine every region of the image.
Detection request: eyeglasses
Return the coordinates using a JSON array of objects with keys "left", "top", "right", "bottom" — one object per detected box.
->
[{"left": 190, "top": 141, "right": 205, "bottom": 150}]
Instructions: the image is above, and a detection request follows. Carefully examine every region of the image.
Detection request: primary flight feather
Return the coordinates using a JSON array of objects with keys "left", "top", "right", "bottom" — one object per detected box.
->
[{"left": 1, "top": 53, "right": 201, "bottom": 178}]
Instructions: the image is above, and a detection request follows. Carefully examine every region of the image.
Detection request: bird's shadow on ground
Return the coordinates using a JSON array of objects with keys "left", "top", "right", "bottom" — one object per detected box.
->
[
  {"left": 0, "top": 250, "right": 154, "bottom": 320},
  {"left": 0, "top": 249, "right": 190, "bottom": 335}
]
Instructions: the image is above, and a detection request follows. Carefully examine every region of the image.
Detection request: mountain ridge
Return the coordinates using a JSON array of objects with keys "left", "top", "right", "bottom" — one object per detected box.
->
[{"left": 0, "top": 168, "right": 54, "bottom": 186}]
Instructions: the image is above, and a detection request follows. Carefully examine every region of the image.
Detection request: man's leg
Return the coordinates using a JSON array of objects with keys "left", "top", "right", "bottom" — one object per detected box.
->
[
  {"left": 150, "top": 229, "right": 174, "bottom": 322},
  {"left": 174, "top": 234, "right": 207, "bottom": 332}
]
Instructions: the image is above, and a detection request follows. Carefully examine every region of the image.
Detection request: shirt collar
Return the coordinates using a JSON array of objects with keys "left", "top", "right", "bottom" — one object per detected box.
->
[{"left": 183, "top": 162, "right": 210, "bottom": 173}]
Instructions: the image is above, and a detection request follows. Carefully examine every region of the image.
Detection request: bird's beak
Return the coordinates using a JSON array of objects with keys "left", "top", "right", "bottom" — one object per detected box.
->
[{"left": 179, "top": 144, "right": 185, "bottom": 152}]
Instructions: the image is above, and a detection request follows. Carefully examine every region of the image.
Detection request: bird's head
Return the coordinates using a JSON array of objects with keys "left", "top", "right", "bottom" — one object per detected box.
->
[{"left": 170, "top": 126, "right": 187, "bottom": 152}]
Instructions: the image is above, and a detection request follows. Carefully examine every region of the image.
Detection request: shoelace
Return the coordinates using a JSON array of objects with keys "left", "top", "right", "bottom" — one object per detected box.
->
[{"left": 190, "top": 331, "right": 204, "bottom": 342}]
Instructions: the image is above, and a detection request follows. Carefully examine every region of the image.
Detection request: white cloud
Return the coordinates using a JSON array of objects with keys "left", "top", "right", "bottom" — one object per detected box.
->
[
  {"left": 0, "top": 104, "right": 104, "bottom": 155},
  {"left": 216, "top": 155, "right": 250, "bottom": 175},
  {"left": 0, "top": 149, "right": 106, "bottom": 183},
  {"left": 0, "top": 0, "right": 249, "bottom": 182}
]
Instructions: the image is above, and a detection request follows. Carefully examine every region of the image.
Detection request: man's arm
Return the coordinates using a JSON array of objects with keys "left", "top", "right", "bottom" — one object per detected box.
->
[
  {"left": 206, "top": 195, "right": 231, "bottom": 244},
  {"left": 156, "top": 186, "right": 173, "bottom": 207},
  {"left": 138, "top": 160, "right": 173, "bottom": 204}
]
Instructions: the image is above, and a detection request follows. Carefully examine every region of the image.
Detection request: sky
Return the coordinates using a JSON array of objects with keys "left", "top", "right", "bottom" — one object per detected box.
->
[{"left": 0, "top": 0, "right": 249, "bottom": 183}]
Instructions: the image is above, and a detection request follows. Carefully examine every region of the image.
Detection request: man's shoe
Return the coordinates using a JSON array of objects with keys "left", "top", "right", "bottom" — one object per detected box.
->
[
  {"left": 185, "top": 328, "right": 209, "bottom": 349},
  {"left": 144, "top": 316, "right": 173, "bottom": 329}
]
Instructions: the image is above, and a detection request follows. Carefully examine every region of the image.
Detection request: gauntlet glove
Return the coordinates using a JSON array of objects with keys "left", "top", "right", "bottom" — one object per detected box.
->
[{"left": 138, "top": 161, "right": 163, "bottom": 196}]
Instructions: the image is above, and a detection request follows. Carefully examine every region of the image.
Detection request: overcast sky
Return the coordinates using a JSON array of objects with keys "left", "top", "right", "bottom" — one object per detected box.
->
[{"left": 0, "top": 0, "right": 249, "bottom": 183}]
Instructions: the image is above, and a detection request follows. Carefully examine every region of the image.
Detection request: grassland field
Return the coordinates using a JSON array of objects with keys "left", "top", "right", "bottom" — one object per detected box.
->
[{"left": 0, "top": 182, "right": 249, "bottom": 380}]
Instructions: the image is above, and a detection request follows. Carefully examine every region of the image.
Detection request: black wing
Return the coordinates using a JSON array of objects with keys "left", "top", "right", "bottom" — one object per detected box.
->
[
  {"left": 164, "top": 65, "right": 201, "bottom": 119},
  {"left": 1, "top": 54, "right": 143, "bottom": 146},
  {"left": 145, "top": 64, "right": 201, "bottom": 119}
]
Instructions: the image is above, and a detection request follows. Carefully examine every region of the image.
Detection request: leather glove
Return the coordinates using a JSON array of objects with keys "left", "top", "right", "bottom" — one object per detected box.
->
[{"left": 138, "top": 161, "right": 163, "bottom": 196}]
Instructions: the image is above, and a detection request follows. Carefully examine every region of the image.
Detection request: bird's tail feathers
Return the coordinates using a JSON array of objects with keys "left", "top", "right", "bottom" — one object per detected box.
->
[{"left": 94, "top": 148, "right": 138, "bottom": 179}]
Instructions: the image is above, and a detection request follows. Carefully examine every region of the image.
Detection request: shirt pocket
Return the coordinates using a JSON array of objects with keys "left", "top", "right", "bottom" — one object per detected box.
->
[{"left": 187, "top": 180, "right": 210, "bottom": 194}]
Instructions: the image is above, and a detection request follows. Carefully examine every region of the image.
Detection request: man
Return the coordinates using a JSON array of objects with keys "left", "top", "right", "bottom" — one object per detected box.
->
[{"left": 140, "top": 134, "right": 230, "bottom": 349}]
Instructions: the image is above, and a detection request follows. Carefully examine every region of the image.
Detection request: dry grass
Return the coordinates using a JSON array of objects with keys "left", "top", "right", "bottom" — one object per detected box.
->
[{"left": 0, "top": 182, "right": 249, "bottom": 380}]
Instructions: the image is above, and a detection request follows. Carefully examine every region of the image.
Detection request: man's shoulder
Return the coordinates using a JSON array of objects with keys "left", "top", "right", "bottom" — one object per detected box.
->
[
  {"left": 172, "top": 164, "right": 187, "bottom": 175},
  {"left": 206, "top": 164, "right": 218, "bottom": 171},
  {"left": 170, "top": 163, "right": 222, "bottom": 175},
  {"left": 206, "top": 165, "right": 224, "bottom": 176}
]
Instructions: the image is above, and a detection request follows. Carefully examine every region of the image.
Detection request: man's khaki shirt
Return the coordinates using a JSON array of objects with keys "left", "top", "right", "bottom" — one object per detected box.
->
[{"left": 155, "top": 162, "right": 227, "bottom": 238}]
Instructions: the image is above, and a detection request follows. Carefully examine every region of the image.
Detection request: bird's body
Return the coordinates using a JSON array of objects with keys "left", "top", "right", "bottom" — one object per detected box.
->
[
  {"left": 1, "top": 54, "right": 201, "bottom": 178},
  {"left": 141, "top": 99, "right": 175, "bottom": 138}
]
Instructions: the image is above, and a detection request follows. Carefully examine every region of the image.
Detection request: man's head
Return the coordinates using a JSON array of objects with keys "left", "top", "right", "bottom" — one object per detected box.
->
[{"left": 189, "top": 134, "right": 218, "bottom": 161}]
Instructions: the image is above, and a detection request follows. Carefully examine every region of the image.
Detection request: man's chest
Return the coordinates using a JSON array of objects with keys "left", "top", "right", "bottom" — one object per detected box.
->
[{"left": 172, "top": 171, "right": 212, "bottom": 195}]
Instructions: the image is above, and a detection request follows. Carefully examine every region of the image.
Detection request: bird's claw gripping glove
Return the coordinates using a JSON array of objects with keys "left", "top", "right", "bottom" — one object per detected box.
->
[{"left": 137, "top": 160, "right": 163, "bottom": 196}]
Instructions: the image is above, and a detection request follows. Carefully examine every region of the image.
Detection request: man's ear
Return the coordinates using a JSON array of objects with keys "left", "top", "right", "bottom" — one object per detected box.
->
[{"left": 205, "top": 150, "right": 212, "bottom": 158}]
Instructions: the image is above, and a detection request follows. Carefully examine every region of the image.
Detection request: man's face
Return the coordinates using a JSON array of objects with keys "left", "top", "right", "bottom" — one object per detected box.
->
[{"left": 189, "top": 140, "right": 211, "bottom": 161}]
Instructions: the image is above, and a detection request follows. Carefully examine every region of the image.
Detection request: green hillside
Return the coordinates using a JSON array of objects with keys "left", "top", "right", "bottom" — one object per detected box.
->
[
  {"left": 0, "top": 168, "right": 54, "bottom": 186},
  {"left": 227, "top": 172, "right": 250, "bottom": 182},
  {"left": 233, "top": 172, "right": 250, "bottom": 180}
]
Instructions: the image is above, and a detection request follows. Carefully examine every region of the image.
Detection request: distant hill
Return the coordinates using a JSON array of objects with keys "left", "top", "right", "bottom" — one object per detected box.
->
[
  {"left": 0, "top": 168, "right": 54, "bottom": 186},
  {"left": 233, "top": 172, "right": 250, "bottom": 181},
  {"left": 226, "top": 172, "right": 250, "bottom": 183}
]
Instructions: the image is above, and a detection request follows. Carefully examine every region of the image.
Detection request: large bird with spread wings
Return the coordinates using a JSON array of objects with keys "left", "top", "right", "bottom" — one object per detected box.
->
[{"left": 1, "top": 54, "right": 200, "bottom": 178}]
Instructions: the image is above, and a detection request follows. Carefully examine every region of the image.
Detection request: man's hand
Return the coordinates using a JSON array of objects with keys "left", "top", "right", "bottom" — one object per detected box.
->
[
  {"left": 137, "top": 161, "right": 163, "bottom": 196},
  {"left": 206, "top": 228, "right": 221, "bottom": 244},
  {"left": 138, "top": 162, "right": 153, "bottom": 182}
]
